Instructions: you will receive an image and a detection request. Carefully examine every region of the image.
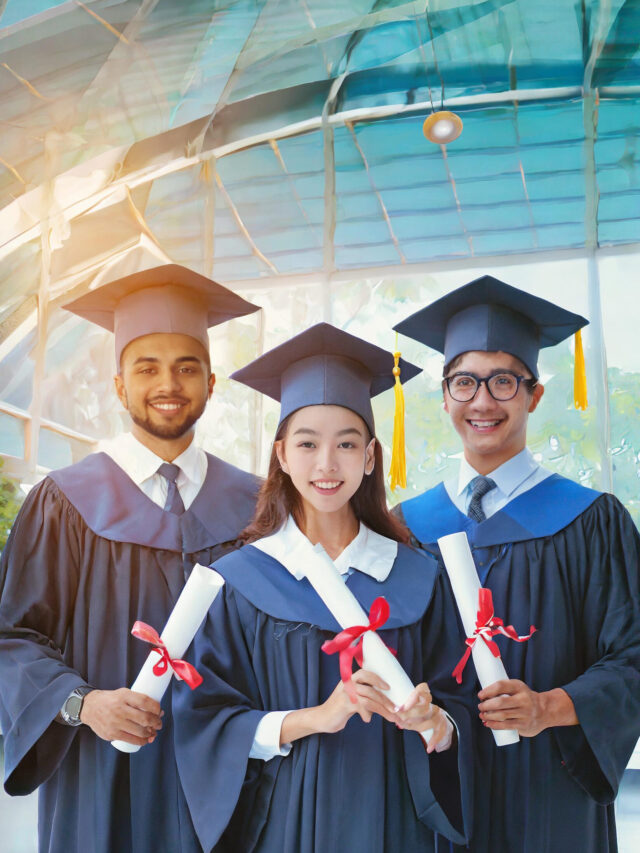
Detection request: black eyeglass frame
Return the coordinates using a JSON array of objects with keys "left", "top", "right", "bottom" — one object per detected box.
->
[{"left": 442, "top": 370, "right": 538, "bottom": 402}]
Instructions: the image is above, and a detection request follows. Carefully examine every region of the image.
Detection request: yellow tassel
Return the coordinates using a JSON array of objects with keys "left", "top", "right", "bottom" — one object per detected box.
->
[
  {"left": 574, "top": 329, "right": 588, "bottom": 410},
  {"left": 389, "top": 351, "right": 406, "bottom": 491}
]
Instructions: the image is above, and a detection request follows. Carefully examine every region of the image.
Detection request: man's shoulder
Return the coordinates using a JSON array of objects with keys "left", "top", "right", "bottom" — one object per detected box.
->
[
  {"left": 203, "top": 452, "right": 261, "bottom": 493},
  {"left": 397, "top": 482, "right": 448, "bottom": 513},
  {"left": 396, "top": 474, "right": 607, "bottom": 546},
  {"left": 48, "top": 451, "right": 119, "bottom": 487}
]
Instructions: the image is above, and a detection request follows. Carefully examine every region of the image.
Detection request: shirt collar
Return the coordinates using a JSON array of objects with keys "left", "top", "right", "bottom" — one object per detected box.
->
[
  {"left": 457, "top": 447, "right": 540, "bottom": 499},
  {"left": 99, "top": 432, "right": 201, "bottom": 488},
  {"left": 252, "top": 515, "right": 398, "bottom": 582}
]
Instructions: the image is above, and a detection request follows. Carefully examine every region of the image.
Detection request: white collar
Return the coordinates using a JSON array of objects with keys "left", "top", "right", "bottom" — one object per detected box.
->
[
  {"left": 99, "top": 432, "right": 202, "bottom": 487},
  {"left": 252, "top": 515, "right": 398, "bottom": 582},
  {"left": 457, "top": 447, "right": 540, "bottom": 499}
]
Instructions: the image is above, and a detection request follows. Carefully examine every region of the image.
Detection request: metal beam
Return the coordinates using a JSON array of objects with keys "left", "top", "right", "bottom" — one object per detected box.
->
[{"left": 211, "top": 243, "right": 640, "bottom": 292}]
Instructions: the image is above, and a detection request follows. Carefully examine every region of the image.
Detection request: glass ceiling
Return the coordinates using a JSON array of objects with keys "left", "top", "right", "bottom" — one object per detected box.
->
[
  {"left": 0, "top": 0, "right": 639, "bottom": 484},
  {"left": 1, "top": 1, "right": 639, "bottom": 300}
]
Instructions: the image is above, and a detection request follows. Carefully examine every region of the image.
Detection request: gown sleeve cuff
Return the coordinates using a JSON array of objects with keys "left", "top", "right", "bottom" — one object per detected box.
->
[
  {"left": 553, "top": 680, "right": 619, "bottom": 804},
  {"left": 248, "top": 710, "right": 293, "bottom": 761}
]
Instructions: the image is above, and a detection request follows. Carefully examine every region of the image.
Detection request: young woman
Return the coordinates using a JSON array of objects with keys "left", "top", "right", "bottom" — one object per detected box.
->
[{"left": 173, "top": 323, "right": 472, "bottom": 853}]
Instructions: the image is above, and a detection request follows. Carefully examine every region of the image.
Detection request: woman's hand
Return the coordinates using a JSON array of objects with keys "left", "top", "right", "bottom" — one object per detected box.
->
[
  {"left": 317, "top": 669, "right": 399, "bottom": 733},
  {"left": 395, "top": 683, "right": 454, "bottom": 753},
  {"left": 279, "top": 670, "right": 399, "bottom": 745}
]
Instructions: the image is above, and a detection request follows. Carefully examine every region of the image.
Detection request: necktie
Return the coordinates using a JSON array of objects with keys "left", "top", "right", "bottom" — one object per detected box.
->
[
  {"left": 157, "top": 463, "right": 185, "bottom": 515},
  {"left": 467, "top": 476, "right": 497, "bottom": 523}
]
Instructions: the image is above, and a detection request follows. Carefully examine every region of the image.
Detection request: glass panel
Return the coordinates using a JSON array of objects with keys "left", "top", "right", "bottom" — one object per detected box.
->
[
  {"left": 37, "top": 427, "right": 95, "bottom": 471},
  {"left": 196, "top": 280, "right": 328, "bottom": 476},
  {"left": 40, "top": 313, "right": 123, "bottom": 440},
  {"left": 616, "top": 770, "right": 640, "bottom": 850},
  {"left": 0, "top": 412, "right": 25, "bottom": 459},
  {"left": 598, "top": 250, "right": 640, "bottom": 526},
  {"left": 0, "top": 739, "right": 37, "bottom": 852}
]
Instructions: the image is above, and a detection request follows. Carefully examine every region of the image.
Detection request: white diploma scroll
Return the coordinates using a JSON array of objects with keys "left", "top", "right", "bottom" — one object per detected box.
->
[
  {"left": 112, "top": 563, "right": 225, "bottom": 753},
  {"left": 306, "top": 543, "right": 435, "bottom": 745},
  {"left": 437, "top": 532, "right": 519, "bottom": 747}
]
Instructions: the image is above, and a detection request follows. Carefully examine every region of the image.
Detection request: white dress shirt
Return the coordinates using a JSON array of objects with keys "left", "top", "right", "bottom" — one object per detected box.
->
[
  {"left": 98, "top": 432, "right": 207, "bottom": 510},
  {"left": 445, "top": 447, "right": 552, "bottom": 520},
  {"left": 248, "top": 515, "right": 399, "bottom": 761}
]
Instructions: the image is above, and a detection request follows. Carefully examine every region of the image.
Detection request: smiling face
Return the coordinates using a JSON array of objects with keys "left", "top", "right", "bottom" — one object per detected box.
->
[
  {"left": 115, "top": 332, "right": 215, "bottom": 456},
  {"left": 443, "top": 350, "right": 544, "bottom": 474},
  {"left": 275, "top": 405, "right": 375, "bottom": 525}
]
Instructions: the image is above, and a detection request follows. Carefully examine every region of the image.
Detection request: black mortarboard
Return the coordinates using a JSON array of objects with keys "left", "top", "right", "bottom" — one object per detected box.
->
[
  {"left": 230, "top": 322, "right": 421, "bottom": 435},
  {"left": 64, "top": 264, "right": 260, "bottom": 365},
  {"left": 393, "top": 275, "right": 588, "bottom": 379}
]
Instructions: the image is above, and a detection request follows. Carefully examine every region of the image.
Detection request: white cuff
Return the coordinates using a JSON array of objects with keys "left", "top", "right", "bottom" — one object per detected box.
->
[
  {"left": 434, "top": 710, "right": 456, "bottom": 753},
  {"left": 249, "top": 711, "right": 293, "bottom": 761}
]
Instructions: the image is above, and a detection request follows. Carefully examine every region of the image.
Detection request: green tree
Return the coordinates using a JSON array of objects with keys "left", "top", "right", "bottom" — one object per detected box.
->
[{"left": 0, "top": 462, "right": 24, "bottom": 551}]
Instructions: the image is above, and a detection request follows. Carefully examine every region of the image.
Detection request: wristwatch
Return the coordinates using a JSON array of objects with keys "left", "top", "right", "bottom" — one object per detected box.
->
[{"left": 59, "top": 686, "right": 94, "bottom": 726}]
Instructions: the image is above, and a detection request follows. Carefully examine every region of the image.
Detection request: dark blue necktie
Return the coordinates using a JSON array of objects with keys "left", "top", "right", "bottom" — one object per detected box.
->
[
  {"left": 467, "top": 476, "right": 496, "bottom": 523},
  {"left": 157, "top": 463, "right": 185, "bottom": 515}
]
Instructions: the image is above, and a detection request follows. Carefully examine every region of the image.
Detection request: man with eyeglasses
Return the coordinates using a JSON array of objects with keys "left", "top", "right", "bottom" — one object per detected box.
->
[{"left": 393, "top": 276, "right": 640, "bottom": 853}]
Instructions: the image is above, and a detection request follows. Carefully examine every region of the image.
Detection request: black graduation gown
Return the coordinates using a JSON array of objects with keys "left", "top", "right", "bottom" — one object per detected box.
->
[
  {"left": 172, "top": 541, "right": 475, "bottom": 853},
  {"left": 397, "top": 474, "right": 640, "bottom": 853},
  {"left": 0, "top": 451, "right": 260, "bottom": 853}
]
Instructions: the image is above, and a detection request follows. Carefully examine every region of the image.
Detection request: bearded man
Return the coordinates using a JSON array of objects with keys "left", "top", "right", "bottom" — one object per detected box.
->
[{"left": 0, "top": 265, "right": 261, "bottom": 853}]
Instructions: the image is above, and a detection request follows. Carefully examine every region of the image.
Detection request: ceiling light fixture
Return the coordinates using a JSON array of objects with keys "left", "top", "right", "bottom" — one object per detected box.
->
[
  {"left": 422, "top": 7, "right": 463, "bottom": 145},
  {"left": 422, "top": 110, "right": 463, "bottom": 144}
]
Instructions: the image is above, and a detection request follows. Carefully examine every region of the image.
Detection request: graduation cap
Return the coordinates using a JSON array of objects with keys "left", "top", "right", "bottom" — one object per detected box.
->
[
  {"left": 63, "top": 264, "right": 261, "bottom": 366},
  {"left": 394, "top": 275, "right": 589, "bottom": 409},
  {"left": 231, "top": 322, "right": 422, "bottom": 489}
]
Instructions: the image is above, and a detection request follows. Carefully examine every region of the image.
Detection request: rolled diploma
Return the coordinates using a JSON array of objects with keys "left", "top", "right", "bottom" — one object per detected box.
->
[
  {"left": 438, "top": 531, "right": 519, "bottom": 747},
  {"left": 307, "top": 544, "right": 434, "bottom": 744},
  {"left": 112, "top": 563, "right": 225, "bottom": 753}
]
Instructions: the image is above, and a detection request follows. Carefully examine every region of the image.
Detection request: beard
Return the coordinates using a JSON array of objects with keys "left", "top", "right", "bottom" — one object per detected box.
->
[{"left": 126, "top": 396, "right": 207, "bottom": 440}]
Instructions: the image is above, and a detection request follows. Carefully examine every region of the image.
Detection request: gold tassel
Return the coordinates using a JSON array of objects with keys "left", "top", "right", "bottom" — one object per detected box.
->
[
  {"left": 389, "top": 351, "right": 406, "bottom": 491},
  {"left": 574, "top": 329, "right": 588, "bottom": 410}
]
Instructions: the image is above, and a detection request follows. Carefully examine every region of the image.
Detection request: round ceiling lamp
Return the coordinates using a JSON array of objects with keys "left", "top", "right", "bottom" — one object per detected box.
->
[{"left": 422, "top": 110, "right": 463, "bottom": 144}]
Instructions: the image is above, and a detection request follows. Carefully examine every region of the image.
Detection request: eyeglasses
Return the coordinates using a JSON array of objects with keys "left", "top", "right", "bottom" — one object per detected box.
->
[{"left": 443, "top": 371, "right": 537, "bottom": 402}]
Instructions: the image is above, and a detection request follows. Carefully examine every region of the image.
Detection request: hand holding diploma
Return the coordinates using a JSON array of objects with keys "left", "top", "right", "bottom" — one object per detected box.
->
[
  {"left": 438, "top": 532, "right": 537, "bottom": 747},
  {"left": 81, "top": 688, "right": 164, "bottom": 746},
  {"left": 111, "top": 563, "right": 225, "bottom": 753},
  {"left": 478, "top": 679, "right": 578, "bottom": 737},
  {"left": 304, "top": 543, "right": 438, "bottom": 746}
]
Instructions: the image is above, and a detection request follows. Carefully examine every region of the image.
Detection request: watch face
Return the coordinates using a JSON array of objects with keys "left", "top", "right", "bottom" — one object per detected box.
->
[{"left": 66, "top": 694, "right": 83, "bottom": 721}]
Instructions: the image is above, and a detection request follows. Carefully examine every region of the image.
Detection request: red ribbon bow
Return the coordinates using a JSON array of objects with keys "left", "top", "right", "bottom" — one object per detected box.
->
[
  {"left": 452, "top": 587, "right": 537, "bottom": 684},
  {"left": 131, "top": 621, "right": 203, "bottom": 690},
  {"left": 321, "top": 597, "right": 394, "bottom": 703}
]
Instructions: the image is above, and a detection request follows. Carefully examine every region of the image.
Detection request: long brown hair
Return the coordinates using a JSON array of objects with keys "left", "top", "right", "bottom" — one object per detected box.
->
[{"left": 241, "top": 411, "right": 410, "bottom": 545}]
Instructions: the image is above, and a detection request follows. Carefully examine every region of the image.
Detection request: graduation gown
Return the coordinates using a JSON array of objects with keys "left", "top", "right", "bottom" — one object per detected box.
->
[
  {"left": 396, "top": 474, "right": 640, "bottom": 853},
  {"left": 173, "top": 541, "right": 474, "bottom": 853},
  {"left": 0, "top": 451, "right": 260, "bottom": 853}
]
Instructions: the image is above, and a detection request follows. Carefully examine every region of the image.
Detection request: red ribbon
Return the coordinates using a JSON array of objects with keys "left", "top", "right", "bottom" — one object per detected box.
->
[
  {"left": 321, "top": 597, "right": 394, "bottom": 703},
  {"left": 131, "top": 621, "right": 203, "bottom": 690},
  {"left": 452, "top": 588, "right": 537, "bottom": 684}
]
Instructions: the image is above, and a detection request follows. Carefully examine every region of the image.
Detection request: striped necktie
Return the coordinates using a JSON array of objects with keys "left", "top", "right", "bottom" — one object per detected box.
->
[{"left": 467, "top": 476, "right": 496, "bottom": 522}]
